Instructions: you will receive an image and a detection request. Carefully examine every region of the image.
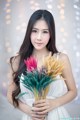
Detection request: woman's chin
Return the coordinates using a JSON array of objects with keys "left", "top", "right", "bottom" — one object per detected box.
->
[{"left": 34, "top": 47, "right": 44, "bottom": 50}]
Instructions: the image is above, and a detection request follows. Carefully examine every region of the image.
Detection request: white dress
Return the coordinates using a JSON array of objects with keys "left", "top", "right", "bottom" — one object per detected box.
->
[{"left": 19, "top": 75, "right": 70, "bottom": 120}]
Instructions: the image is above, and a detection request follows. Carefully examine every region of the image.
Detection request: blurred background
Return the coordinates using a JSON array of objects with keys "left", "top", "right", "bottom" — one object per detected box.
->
[{"left": 0, "top": 0, "right": 80, "bottom": 120}]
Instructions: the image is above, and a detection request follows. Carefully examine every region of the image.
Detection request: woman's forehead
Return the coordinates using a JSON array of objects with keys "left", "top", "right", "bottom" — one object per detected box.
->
[{"left": 33, "top": 19, "right": 49, "bottom": 29}]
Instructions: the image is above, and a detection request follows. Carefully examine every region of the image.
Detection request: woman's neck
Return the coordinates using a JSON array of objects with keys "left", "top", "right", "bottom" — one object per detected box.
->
[{"left": 32, "top": 48, "right": 50, "bottom": 60}]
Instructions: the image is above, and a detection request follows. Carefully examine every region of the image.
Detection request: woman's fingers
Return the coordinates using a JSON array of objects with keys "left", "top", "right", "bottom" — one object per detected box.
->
[
  {"left": 32, "top": 117, "right": 45, "bottom": 120},
  {"left": 37, "top": 110, "right": 48, "bottom": 115},
  {"left": 34, "top": 99, "right": 49, "bottom": 107},
  {"left": 32, "top": 105, "right": 49, "bottom": 112},
  {"left": 31, "top": 112, "right": 46, "bottom": 120},
  {"left": 32, "top": 113, "right": 45, "bottom": 118},
  {"left": 34, "top": 99, "right": 46, "bottom": 105},
  {"left": 34, "top": 102, "right": 48, "bottom": 107},
  {"left": 31, "top": 99, "right": 50, "bottom": 119},
  {"left": 31, "top": 108, "right": 46, "bottom": 117}
]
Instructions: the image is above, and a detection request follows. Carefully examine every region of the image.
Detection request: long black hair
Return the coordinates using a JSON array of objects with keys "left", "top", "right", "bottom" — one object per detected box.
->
[{"left": 10, "top": 9, "right": 58, "bottom": 107}]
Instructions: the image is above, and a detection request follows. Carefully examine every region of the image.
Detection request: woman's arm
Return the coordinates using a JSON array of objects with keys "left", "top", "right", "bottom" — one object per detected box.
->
[
  {"left": 32, "top": 53, "right": 77, "bottom": 114},
  {"left": 7, "top": 55, "right": 32, "bottom": 115},
  {"left": 53, "top": 53, "right": 77, "bottom": 106},
  {"left": 7, "top": 55, "right": 45, "bottom": 120},
  {"left": 7, "top": 81, "right": 32, "bottom": 115}
]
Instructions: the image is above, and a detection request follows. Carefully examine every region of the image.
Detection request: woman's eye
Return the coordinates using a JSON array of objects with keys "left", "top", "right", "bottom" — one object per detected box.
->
[
  {"left": 43, "top": 31, "right": 48, "bottom": 33},
  {"left": 32, "top": 30, "right": 37, "bottom": 33}
]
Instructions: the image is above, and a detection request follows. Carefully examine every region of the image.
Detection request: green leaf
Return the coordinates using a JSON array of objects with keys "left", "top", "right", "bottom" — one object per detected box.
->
[
  {"left": 42, "top": 79, "right": 53, "bottom": 89},
  {"left": 40, "top": 75, "right": 47, "bottom": 85},
  {"left": 23, "top": 84, "right": 34, "bottom": 93},
  {"left": 15, "top": 92, "right": 27, "bottom": 99}
]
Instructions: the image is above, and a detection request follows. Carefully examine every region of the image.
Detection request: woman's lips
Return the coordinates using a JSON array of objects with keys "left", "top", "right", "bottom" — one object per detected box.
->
[{"left": 35, "top": 42, "right": 43, "bottom": 45}]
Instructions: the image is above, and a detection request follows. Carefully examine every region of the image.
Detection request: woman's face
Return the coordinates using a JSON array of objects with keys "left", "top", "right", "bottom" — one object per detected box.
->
[{"left": 30, "top": 19, "right": 50, "bottom": 50}]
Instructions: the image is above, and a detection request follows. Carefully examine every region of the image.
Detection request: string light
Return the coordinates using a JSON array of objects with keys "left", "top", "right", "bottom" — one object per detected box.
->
[
  {"left": 5, "top": 0, "right": 12, "bottom": 24},
  {"left": 29, "top": 0, "right": 40, "bottom": 10},
  {"left": 73, "top": 0, "right": 80, "bottom": 104}
]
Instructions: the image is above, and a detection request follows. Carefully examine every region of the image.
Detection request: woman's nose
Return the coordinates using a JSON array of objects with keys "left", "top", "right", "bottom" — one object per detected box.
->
[{"left": 37, "top": 32, "right": 42, "bottom": 40}]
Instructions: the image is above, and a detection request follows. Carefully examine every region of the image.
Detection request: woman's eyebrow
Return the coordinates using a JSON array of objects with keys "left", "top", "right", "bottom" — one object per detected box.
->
[
  {"left": 32, "top": 27, "right": 49, "bottom": 30},
  {"left": 32, "top": 28, "right": 38, "bottom": 30}
]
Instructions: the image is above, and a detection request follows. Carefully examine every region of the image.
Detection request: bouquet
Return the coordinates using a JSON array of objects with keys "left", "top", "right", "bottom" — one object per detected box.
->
[{"left": 17, "top": 54, "right": 64, "bottom": 101}]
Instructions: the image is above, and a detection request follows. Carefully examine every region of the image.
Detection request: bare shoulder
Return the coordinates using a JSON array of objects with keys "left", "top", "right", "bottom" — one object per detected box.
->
[
  {"left": 9, "top": 53, "right": 20, "bottom": 72},
  {"left": 53, "top": 52, "right": 71, "bottom": 68},
  {"left": 59, "top": 52, "right": 69, "bottom": 62},
  {"left": 59, "top": 52, "right": 73, "bottom": 75},
  {"left": 53, "top": 52, "right": 69, "bottom": 62}
]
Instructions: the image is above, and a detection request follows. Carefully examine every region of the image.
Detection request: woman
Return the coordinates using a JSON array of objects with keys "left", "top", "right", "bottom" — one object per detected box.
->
[{"left": 7, "top": 9, "right": 77, "bottom": 120}]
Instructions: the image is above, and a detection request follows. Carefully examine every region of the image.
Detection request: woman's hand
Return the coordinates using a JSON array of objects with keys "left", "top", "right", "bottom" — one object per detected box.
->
[
  {"left": 28, "top": 105, "right": 46, "bottom": 120},
  {"left": 32, "top": 99, "right": 55, "bottom": 116}
]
